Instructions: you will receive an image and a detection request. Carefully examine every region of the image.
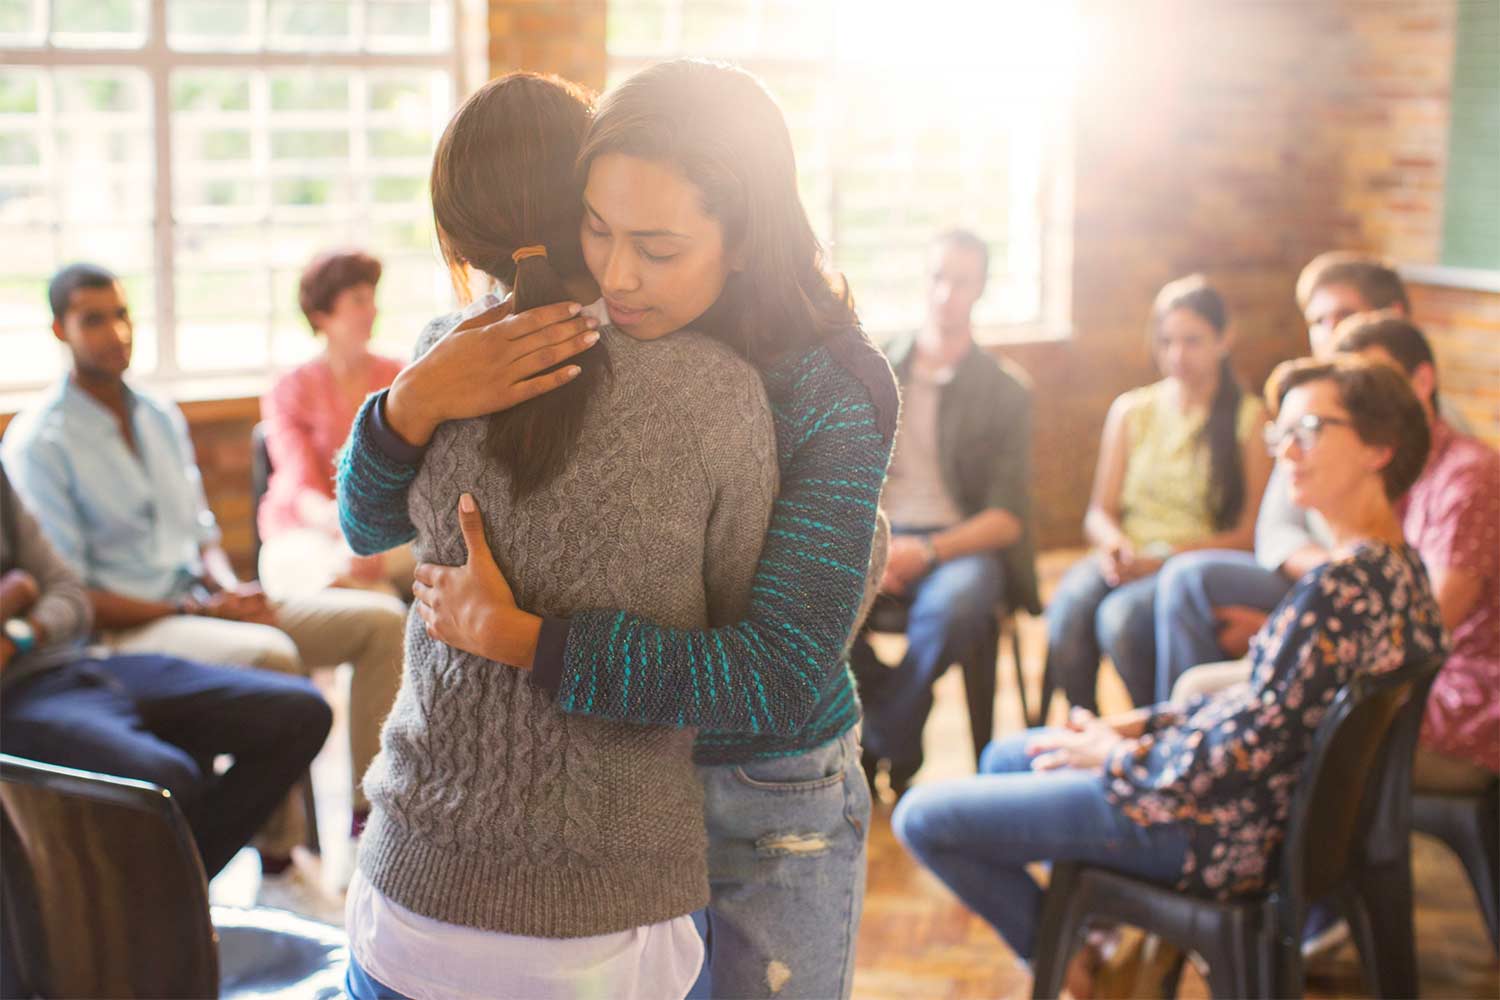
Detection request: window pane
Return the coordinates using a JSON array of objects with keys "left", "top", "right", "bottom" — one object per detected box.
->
[
  {"left": 607, "top": 0, "right": 673, "bottom": 54},
  {"left": 680, "top": 0, "right": 754, "bottom": 53},
  {"left": 172, "top": 71, "right": 252, "bottom": 113},
  {"left": 267, "top": 0, "right": 355, "bottom": 51},
  {"left": 51, "top": 0, "right": 147, "bottom": 48},
  {"left": 270, "top": 72, "right": 349, "bottom": 111},
  {"left": 168, "top": 0, "right": 257, "bottom": 52},
  {"left": 1, "top": 6, "right": 460, "bottom": 390},
  {"left": 175, "top": 270, "right": 270, "bottom": 371},
  {"left": 0, "top": 0, "right": 43, "bottom": 46},
  {"left": 368, "top": 0, "right": 450, "bottom": 53}
]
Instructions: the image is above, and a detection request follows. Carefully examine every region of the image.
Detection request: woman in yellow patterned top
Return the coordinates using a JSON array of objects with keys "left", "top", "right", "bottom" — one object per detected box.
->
[{"left": 1045, "top": 275, "right": 1272, "bottom": 712}]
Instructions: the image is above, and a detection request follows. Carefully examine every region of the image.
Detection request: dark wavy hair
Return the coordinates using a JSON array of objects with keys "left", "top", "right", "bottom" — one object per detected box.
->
[
  {"left": 430, "top": 72, "right": 607, "bottom": 501},
  {"left": 1151, "top": 274, "right": 1245, "bottom": 530},
  {"left": 578, "top": 59, "right": 857, "bottom": 366}
]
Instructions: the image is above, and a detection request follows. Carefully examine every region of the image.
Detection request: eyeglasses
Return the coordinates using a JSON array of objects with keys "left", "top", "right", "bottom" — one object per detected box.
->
[{"left": 1263, "top": 414, "right": 1353, "bottom": 456}]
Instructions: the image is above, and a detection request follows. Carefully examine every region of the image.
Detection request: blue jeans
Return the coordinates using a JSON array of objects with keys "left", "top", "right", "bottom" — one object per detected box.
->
[
  {"left": 0, "top": 654, "right": 330, "bottom": 879},
  {"left": 698, "top": 728, "right": 870, "bottom": 999},
  {"left": 1153, "top": 550, "right": 1294, "bottom": 701},
  {"left": 853, "top": 534, "right": 1004, "bottom": 768},
  {"left": 892, "top": 730, "right": 1190, "bottom": 962},
  {"left": 345, "top": 952, "right": 412, "bottom": 999},
  {"left": 1044, "top": 557, "right": 1158, "bottom": 712}
]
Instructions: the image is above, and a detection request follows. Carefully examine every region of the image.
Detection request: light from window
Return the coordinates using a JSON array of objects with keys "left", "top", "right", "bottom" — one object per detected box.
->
[
  {"left": 606, "top": 0, "right": 1075, "bottom": 342},
  {"left": 0, "top": 0, "right": 457, "bottom": 393}
]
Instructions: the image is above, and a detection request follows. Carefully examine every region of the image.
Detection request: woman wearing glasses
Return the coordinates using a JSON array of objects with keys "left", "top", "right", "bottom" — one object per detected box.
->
[
  {"left": 1042, "top": 275, "right": 1273, "bottom": 715},
  {"left": 893, "top": 357, "right": 1444, "bottom": 996}
]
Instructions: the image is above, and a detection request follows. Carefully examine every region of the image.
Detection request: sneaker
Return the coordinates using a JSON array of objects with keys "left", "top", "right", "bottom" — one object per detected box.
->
[
  {"left": 1301, "top": 908, "right": 1351, "bottom": 961},
  {"left": 888, "top": 759, "right": 921, "bottom": 800},
  {"left": 860, "top": 750, "right": 882, "bottom": 793}
]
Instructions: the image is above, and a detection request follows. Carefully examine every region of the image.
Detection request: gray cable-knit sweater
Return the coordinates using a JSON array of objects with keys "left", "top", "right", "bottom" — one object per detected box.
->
[{"left": 358, "top": 318, "right": 777, "bottom": 939}]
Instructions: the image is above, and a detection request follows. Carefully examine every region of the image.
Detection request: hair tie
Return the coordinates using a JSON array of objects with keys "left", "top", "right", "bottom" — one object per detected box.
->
[{"left": 512, "top": 245, "right": 547, "bottom": 263}]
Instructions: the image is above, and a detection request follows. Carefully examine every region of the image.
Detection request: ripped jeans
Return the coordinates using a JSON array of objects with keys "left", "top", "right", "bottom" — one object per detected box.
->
[{"left": 698, "top": 728, "right": 870, "bottom": 999}]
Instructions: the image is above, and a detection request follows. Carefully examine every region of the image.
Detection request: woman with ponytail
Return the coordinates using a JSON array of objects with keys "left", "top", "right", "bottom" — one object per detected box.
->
[
  {"left": 338, "top": 61, "right": 897, "bottom": 1000},
  {"left": 342, "top": 72, "right": 779, "bottom": 1000},
  {"left": 1042, "top": 274, "right": 1272, "bottom": 714}
]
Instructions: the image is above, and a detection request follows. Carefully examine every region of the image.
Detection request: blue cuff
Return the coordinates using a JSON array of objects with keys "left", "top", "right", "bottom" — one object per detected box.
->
[
  {"left": 368, "top": 389, "right": 427, "bottom": 466},
  {"left": 529, "top": 616, "right": 572, "bottom": 697}
]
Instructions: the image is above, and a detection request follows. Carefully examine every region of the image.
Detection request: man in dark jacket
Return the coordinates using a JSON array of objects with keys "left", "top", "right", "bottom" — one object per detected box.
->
[{"left": 853, "top": 229, "right": 1039, "bottom": 794}]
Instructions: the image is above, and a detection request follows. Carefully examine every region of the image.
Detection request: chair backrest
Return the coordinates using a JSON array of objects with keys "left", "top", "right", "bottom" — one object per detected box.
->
[
  {"left": 1278, "top": 654, "right": 1442, "bottom": 919},
  {"left": 0, "top": 754, "right": 219, "bottom": 998},
  {"left": 249, "top": 421, "right": 272, "bottom": 570}
]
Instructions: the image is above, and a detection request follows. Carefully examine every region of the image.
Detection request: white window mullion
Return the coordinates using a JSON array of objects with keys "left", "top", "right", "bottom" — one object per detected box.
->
[{"left": 148, "top": 0, "right": 177, "bottom": 378}]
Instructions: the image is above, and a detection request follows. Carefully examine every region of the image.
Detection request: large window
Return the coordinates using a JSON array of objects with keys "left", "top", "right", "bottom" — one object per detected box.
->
[
  {"left": 607, "top": 0, "right": 1075, "bottom": 341},
  {"left": 0, "top": 0, "right": 461, "bottom": 394}
]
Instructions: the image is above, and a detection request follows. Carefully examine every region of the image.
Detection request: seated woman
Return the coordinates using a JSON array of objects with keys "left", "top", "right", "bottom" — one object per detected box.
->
[
  {"left": 1046, "top": 275, "right": 1271, "bottom": 710},
  {"left": 893, "top": 357, "right": 1444, "bottom": 994},
  {"left": 258, "top": 250, "right": 411, "bottom": 599}
]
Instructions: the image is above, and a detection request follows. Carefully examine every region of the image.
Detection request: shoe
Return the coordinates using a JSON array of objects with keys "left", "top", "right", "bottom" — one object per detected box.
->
[
  {"left": 888, "top": 759, "right": 921, "bottom": 799},
  {"left": 1301, "top": 910, "right": 1351, "bottom": 961},
  {"left": 860, "top": 750, "right": 882, "bottom": 793},
  {"left": 256, "top": 848, "right": 343, "bottom": 925}
]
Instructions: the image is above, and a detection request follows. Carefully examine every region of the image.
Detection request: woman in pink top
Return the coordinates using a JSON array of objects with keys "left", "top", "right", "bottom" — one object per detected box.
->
[{"left": 259, "top": 250, "right": 412, "bottom": 599}]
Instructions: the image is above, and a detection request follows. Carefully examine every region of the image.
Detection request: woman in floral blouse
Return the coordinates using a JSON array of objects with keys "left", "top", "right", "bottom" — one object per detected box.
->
[{"left": 893, "top": 357, "right": 1446, "bottom": 990}]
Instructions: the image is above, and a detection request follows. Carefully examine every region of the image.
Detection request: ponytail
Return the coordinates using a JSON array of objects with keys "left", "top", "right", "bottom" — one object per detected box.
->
[
  {"left": 483, "top": 245, "right": 610, "bottom": 501},
  {"left": 1203, "top": 355, "right": 1245, "bottom": 530},
  {"left": 1151, "top": 274, "right": 1243, "bottom": 531},
  {"left": 428, "top": 72, "right": 607, "bottom": 502}
]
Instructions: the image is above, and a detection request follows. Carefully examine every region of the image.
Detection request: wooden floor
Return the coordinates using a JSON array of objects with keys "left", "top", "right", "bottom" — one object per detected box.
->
[
  {"left": 214, "top": 549, "right": 1500, "bottom": 999},
  {"left": 850, "top": 550, "right": 1500, "bottom": 999}
]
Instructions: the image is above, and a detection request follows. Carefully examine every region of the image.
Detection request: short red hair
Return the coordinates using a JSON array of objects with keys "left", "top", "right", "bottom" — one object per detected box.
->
[{"left": 298, "top": 249, "right": 382, "bottom": 332}]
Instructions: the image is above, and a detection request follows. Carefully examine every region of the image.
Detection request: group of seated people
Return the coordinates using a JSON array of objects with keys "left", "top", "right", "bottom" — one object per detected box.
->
[
  {"left": 860, "top": 246, "right": 1497, "bottom": 990},
  {"left": 1, "top": 253, "right": 412, "bottom": 886},
  {"left": 1, "top": 229, "right": 1494, "bottom": 996}
]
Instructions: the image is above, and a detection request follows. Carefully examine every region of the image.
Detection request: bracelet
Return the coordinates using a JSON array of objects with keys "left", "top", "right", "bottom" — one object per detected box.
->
[{"left": 920, "top": 535, "right": 941, "bottom": 569}]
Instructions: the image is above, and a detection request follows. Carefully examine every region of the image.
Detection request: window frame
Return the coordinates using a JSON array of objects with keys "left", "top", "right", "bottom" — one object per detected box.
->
[
  {"left": 604, "top": 2, "right": 1074, "bottom": 346},
  {"left": 0, "top": 0, "right": 467, "bottom": 396}
]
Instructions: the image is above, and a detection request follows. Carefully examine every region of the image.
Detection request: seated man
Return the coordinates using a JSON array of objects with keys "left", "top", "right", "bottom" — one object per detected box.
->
[
  {"left": 1, "top": 461, "right": 331, "bottom": 880},
  {"left": 851, "top": 229, "right": 1040, "bottom": 793},
  {"left": 1153, "top": 253, "right": 1422, "bottom": 697},
  {"left": 2, "top": 262, "right": 406, "bottom": 871}
]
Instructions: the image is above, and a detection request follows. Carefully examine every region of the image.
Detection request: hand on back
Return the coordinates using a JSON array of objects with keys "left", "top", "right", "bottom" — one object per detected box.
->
[{"left": 386, "top": 300, "right": 601, "bottom": 447}]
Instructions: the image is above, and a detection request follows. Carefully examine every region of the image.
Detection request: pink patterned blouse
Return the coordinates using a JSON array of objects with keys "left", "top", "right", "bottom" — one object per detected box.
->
[
  {"left": 1401, "top": 419, "right": 1500, "bottom": 774},
  {"left": 259, "top": 353, "right": 404, "bottom": 541}
]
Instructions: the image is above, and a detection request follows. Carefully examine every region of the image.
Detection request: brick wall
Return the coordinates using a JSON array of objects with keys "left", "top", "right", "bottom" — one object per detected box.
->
[
  {"left": 487, "top": 0, "right": 607, "bottom": 93},
  {"left": 1409, "top": 281, "right": 1500, "bottom": 444},
  {"left": 991, "top": 0, "right": 1497, "bottom": 546}
]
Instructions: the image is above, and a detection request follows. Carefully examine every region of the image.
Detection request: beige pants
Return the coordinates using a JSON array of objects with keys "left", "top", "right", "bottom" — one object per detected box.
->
[
  {"left": 1170, "top": 659, "right": 1496, "bottom": 795},
  {"left": 104, "top": 588, "right": 407, "bottom": 852},
  {"left": 259, "top": 531, "right": 417, "bottom": 603}
]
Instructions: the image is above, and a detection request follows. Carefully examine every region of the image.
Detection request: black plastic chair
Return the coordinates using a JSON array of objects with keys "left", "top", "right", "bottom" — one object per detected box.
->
[
  {"left": 0, "top": 753, "right": 346, "bottom": 999},
  {"left": 1031, "top": 654, "right": 1442, "bottom": 999},
  {"left": 249, "top": 420, "right": 272, "bottom": 575},
  {"left": 864, "top": 597, "right": 1038, "bottom": 765},
  {"left": 1413, "top": 778, "right": 1500, "bottom": 954}
]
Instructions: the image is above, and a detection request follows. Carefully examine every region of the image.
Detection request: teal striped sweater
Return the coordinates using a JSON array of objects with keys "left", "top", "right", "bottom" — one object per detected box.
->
[{"left": 337, "top": 325, "right": 898, "bottom": 764}]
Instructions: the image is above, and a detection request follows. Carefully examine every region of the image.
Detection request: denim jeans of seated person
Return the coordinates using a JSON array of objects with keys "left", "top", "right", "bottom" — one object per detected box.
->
[
  {"left": 892, "top": 730, "right": 1191, "bottom": 964},
  {"left": 696, "top": 728, "right": 871, "bottom": 1000}
]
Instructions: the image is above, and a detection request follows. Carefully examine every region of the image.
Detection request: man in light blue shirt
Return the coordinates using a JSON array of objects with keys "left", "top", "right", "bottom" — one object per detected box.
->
[{"left": 4, "top": 262, "right": 406, "bottom": 874}]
